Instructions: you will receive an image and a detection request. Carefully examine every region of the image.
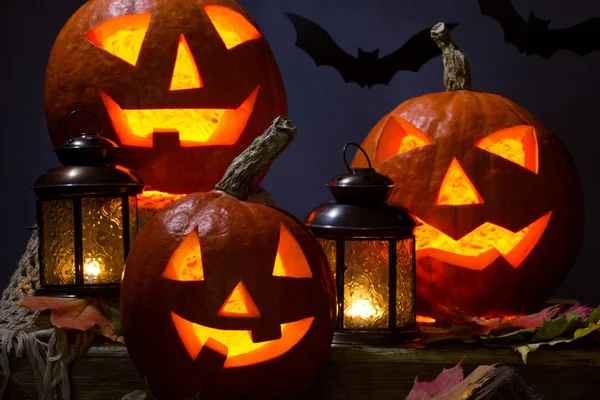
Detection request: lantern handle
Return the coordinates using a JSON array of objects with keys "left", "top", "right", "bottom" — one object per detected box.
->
[
  {"left": 65, "top": 109, "right": 103, "bottom": 139},
  {"left": 343, "top": 142, "right": 372, "bottom": 172}
]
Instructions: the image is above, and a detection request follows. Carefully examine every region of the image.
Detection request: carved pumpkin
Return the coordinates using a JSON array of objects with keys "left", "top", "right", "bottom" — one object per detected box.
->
[
  {"left": 351, "top": 24, "right": 584, "bottom": 317},
  {"left": 121, "top": 117, "right": 336, "bottom": 399},
  {"left": 44, "top": 0, "right": 287, "bottom": 195}
]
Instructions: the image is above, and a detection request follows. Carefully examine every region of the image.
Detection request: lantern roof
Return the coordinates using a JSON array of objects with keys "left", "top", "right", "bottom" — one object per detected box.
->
[
  {"left": 303, "top": 143, "right": 418, "bottom": 238},
  {"left": 33, "top": 110, "right": 145, "bottom": 196},
  {"left": 303, "top": 201, "right": 417, "bottom": 238}
]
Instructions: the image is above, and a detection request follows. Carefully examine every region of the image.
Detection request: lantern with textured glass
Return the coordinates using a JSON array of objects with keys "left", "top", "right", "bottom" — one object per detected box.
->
[
  {"left": 304, "top": 143, "right": 419, "bottom": 345},
  {"left": 33, "top": 111, "right": 145, "bottom": 297}
]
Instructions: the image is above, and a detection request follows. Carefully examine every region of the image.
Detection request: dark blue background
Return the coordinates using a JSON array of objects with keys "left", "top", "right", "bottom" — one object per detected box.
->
[{"left": 1, "top": 0, "right": 598, "bottom": 304}]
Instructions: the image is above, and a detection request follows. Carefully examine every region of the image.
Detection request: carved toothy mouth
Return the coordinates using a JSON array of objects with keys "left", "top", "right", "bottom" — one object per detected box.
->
[
  {"left": 170, "top": 312, "right": 314, "bottom": 368},
  {"left": 99, "top": 86, "right": 259, "bottom": 148},
  {"left": 416, "top": 211, "right": 553, "bottom": 270}
]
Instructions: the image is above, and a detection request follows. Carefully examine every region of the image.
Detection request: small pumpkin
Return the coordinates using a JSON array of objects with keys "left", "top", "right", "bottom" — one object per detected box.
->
[
  {"left": 45, "top": 0, "right": 287, "bottom": 195},
  {"left": 121, "top": 117, "right": 336, "bottom": 399},
  {"left": 351, "top": 24, "right": 584, "bottom": 317}
]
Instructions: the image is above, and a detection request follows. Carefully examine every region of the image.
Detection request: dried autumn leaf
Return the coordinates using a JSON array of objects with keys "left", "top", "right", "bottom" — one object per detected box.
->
[
  {"left": 21, "top": 295, "right": 123, "bottom": 343},
  {"left": 424, "top": 304, "right": 567, "bottom": 343},
  {"left": 406, "top": 359, "right": 464, "bottom": 400},
  {"left": 513, "top": 308, "right": 600, "bottom": 364}
]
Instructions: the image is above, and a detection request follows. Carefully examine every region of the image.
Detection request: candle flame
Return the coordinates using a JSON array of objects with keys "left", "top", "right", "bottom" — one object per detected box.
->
[
  {"left": 84, "top": 257, "right": 102, "bottom": 281},
  {"left": 346, "top": 299, "right": 377, "bottom": 319}
]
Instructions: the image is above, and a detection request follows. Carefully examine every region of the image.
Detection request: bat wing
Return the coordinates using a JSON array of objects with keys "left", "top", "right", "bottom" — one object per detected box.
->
[
  {"left": 285, "top": 13, "right": 363, "bottom": 85},
  {"left": 541, "top": 17, "right": 600, "bottom": 57},
  {"left": 372, "top": 23, "right": 459, "bottom": 86},
  {"left": 478, "top": 0, "right": 529, "bottom": 53}
]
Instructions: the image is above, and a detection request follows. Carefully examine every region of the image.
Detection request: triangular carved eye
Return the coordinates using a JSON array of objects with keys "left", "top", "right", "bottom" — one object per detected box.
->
[
  {"left": 374, "top": 116, "right": 433, "bottom": 163},
  {"left": 162, "top": 230, "right": 205, "bottom": 281},
  {"left": 84, "top": 13, "right": 152, "bottom": 66},
  {"left": 273, "top": 224, "right": 313, "bottom": 278},
  {"left": 475, "top": 125, "right": 538, "bottom": 174},
  {"left": 203, "top": 5, "right": 262, "bottom": 50}
]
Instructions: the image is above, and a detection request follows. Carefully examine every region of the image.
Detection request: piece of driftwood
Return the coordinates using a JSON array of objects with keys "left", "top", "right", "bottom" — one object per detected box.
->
[
  {"left": 5, "top": 342, "right": 600, "bottom": 399},
  {"left": 443, "top": 365, "right": 546, "bottom": 400},
  {"left": 469, "top": 366, "right": 546, "bottom": 400}
]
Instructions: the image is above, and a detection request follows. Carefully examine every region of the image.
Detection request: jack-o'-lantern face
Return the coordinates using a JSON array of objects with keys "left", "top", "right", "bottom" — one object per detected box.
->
[
  {"left": 45, "top": 0, "right": 287, "bottom": 194},
  {"left": 162, "top": 223, "right": 316, "bottom": 368},
  {"left": 352, "top": 91, "right": 584, "bottom": 317}
]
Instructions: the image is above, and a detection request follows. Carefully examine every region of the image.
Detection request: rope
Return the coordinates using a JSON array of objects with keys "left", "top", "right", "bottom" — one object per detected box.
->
[{"left": 0, "top": 232, "right": 94, "bottom": 399}]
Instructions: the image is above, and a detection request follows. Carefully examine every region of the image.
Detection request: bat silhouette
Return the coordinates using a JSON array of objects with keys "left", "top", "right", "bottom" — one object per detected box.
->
[
  {"left": 478, "top": 0, "right": 600, "bottom": 58},
  {"left": 285, "top": 12, "right": 458, "bottom": 88}
]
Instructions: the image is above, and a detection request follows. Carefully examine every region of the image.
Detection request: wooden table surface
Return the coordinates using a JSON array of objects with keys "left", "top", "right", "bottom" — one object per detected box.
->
[{"left": 7, "top": 341, "right": 600, "bottom": 399}]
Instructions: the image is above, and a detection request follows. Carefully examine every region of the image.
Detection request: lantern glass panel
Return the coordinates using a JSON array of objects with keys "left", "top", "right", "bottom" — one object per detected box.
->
[
  {"left": 41, "top": 199, "right": 76, "bottom": 285},
  {"left": 128, "top": 195, "right": 138, "bottom": 249},
  {"left": 317, "top": 238, "right": 336, "bottom": 279},
  {"left": 343, "top": 239, "right": 389, "bottom": 330},
  {"left": 81, "top": 197, "right": 124, "bottom": 284},
  {"left": 396, "top": 238, "right": 416, "bottom": 328}
]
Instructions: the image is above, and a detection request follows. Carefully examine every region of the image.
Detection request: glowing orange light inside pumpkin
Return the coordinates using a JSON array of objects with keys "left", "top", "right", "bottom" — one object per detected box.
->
[
  {"left": 416, "top": 211, "right": 552, "bottom": 270},
  {"left": 478, "top": 314, "right": 523, "bottom": 321},
  {"left": 374, "top": 115, "right": 433, "bottom": 162},
  {"left": 84, "top": 13, "right": 151, "bottom": 66},
  {"left": 475, "top": 125, "right": 539, "bottom": 174},
  {"left": 162, "top": 231, "right": 204, "bottom": 281},
  {"left": 86, "top": 8, "right": 263, "bottom": 149},
  {"left": 100, "top": 85, "right": 259, "bottom": 147},
  {"left": 171, "top": 313, "right": 314, "bottom": 368},
  {"left": 436, "top": 158, "right": 483, "bottom": 206},
  {"left": 203, "top": 5, "right": 262, "bottom": 50},
  {"left": 217, "top": 281, "right": 261, "bottom": 318},
  {"left": 169, "top": 34, "right": 202, "bottom": 91},
  {"left": 165, "top": 222, "right": 316, "bottom": 367},
  {"left": 138, "top": 190, "right": 186, "bottom": 209},
  {"left": 273, "top": 224, "right": 313, "bottom": 278},
  {"left": 416, "top": 315, "right": 436, "bottom": 323}
]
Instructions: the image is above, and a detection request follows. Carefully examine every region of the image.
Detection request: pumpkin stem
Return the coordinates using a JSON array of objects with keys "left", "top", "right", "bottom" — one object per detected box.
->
[
  {"left": 431, "top": 22, "right": 471, "bottom": 91},
  {"left": 216, "top": 116, "right": 297, "bottom": 200}
]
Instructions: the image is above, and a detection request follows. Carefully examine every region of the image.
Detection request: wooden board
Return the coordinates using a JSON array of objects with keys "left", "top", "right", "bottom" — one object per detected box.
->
[{"left": 6, "top": 342, "right": 600, "bottom": 399}]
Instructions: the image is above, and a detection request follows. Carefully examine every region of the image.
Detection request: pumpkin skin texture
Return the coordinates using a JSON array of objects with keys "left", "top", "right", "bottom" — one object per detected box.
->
[
  {"left": 121, "top": 118, "right": 336, "bottom": 399},
  {"left": 351, "top": 23, "right": 584, "bottom": 318},
  {"left": 44, "top": 0, "right": 287, "bottom": 194},
  {"left": 352, "top": 89, "right": 584, "bottom": 318}
]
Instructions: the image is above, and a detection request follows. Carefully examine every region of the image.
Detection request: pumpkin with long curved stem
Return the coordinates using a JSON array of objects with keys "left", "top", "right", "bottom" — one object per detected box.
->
[
  {"left": 45, "top": 0, "right": 287, "bottom": 195},
  {"left": 351, "top": 23, "right": 584, "bottom": 317},
  {"left": 121, "top": 116, "right": 336, "bottom": 399}
]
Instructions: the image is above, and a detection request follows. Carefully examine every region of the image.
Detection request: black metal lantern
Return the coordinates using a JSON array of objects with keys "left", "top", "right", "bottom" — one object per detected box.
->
[
  {"left": 303, "top": 143, "right": 419, "bottom": 345},
  {"left": 33, "top": 110, "right": 145, "bottom": 297}
]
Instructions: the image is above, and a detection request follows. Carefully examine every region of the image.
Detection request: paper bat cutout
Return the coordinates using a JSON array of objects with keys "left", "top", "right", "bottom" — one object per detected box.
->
[
  {"left": 285, "top": 12, "right": 458, "bottom": 88},
  {"left": 478, "top": 0, "right": 600, "bottom": 58}
]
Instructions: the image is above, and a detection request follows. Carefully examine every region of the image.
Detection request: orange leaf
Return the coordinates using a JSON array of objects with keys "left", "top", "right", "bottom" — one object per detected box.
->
[{"left": 21, "top": 296, "right": 115, "bottom": 334}]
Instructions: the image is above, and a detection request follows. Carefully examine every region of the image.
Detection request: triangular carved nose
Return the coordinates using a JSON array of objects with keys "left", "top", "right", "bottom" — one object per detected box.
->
[
  {"left": 436, "top": 158, "right": 483, "bottom": 206},
  {"left": 169, "top": 34, "right": 203, "bottom": 91},
  {"left": 218, "top": 281, "right": 261, "bottom": 318}
]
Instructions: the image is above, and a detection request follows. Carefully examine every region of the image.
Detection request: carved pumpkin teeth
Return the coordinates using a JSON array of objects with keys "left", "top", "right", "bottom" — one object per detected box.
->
[
  {"left": 99, "top": 86, "right": 260, "bottom": 148},
  {"left": 416, "top": 211, "right": 553, "bottom": 270},
  {"left": 170, "top": 312, "right": 314, "bottom": 368}
]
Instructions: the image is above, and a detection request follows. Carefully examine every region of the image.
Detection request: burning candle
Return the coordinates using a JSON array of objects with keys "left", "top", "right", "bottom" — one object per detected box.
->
[
  {"left": 346, "top": 299, "right": 377, "bottom": 320},
  {"left": 84, "top": 257, "right": 102, "bottom": 284}
]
